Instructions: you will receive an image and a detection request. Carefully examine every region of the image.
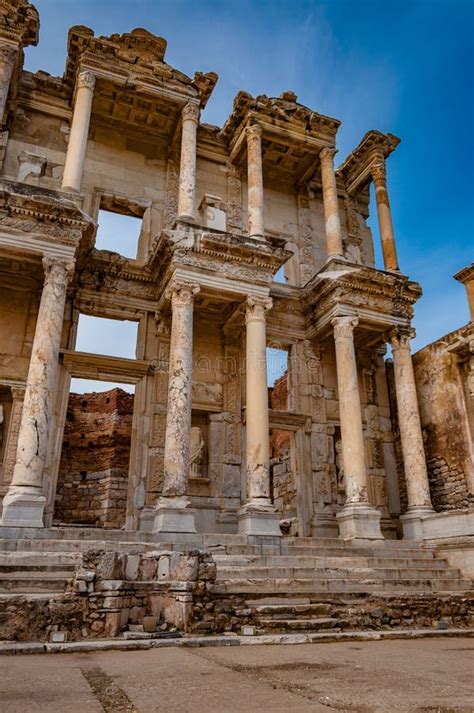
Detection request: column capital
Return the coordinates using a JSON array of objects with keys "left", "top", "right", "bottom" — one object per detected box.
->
[
  {"left": 389, "top": 325, "right": 416, "bottom": 350},
  {"left": 371, "top": 159, "right": 387, "bottom": 184},
  {"left": 320, "top": 146, "right": 337, "bottom": 162},
  {"left": 182, "top": 101, "right": 200, "bottom": 124},
  {"left": 245, "top": 295, "right": 272, "bottom": 323},
  {"left": 166, "top": 279, "right": 200, "bottom": 307},
  {"left": 77, "top": 70, "right": 95, "bottom": 91},
  {"left": 332, "top": 315, "right": 358, "bottom": 340},
  {"left": 246, "top": 123, "right": 263, "bottom": 140},
  {"left": 10, "top": 385, "right": 26, "bottom": 400},
  {"left": 42, "top": 255, "right": 75, "bottom": 284}
]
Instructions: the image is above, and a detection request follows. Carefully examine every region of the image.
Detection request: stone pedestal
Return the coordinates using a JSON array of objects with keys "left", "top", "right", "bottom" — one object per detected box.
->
[
  {"left": 399, "top": 507, "right": 433, "bottom": 540},
  {"left": 237, "top": 501, "right": 281, "bottom": 536},
  {"left": 332, "top": 316, "right": 383, "bottom": 541},
  {"left": 153, "top": 280, "right": 199, "bottom": 535},
  {"left": 1, "top": 256, "right": 74, "bottom": 528},
  {"left": 336, "top": 503, "right": 383, "bottom": 543},
  {"left": 177, "top": 102, "right": 200, "bottom": 222},
  {"left": 246, "top": 124, "right": 264, "bottom": 239},
  {"left": 239, "top": 296, "right": 281, "bottom": 537},
  {"left": 371, "top": 160, "right": 399, "bottom": 271},
  {"left": 320, "top": 147, "right": 343, "bottom": 259},
  {"left": 154, "top": 496, "right": 197, "bottom": 535},
  {"left": 62, "top": 71, "right": 95, "bottom": 192}
]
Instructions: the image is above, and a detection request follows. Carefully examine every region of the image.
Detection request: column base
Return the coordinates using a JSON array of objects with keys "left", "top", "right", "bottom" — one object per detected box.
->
[
  {"left": 1, "top": 486, "right": 46, "bottom": 528},
  {"left": 311, "top": 508, "right": 339, "bottom": 538},
  {"left": 237, "top": 499, "right": 282, "bottom": 536},
  {"left": 153, "top": 496, "right": 197, "bottom": 535},
  {"left": 336, "top": 502, "right": 384, "bottom": 543},
  {"left": 400, "top": 506, "right": 434, "bottom": 540}
]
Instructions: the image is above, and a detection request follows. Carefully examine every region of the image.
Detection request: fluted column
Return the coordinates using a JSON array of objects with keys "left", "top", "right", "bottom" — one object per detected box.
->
[
  {"left": 0, "top": 44, "right": 17, "bottom": 126},
  {"left": 246, "top": 124, "right": 265, "bottom": 239},
  {"left": 390, "top": 327, "right": 433, "bottom": 538},
  {"left": 238, "top": 296, "right": 281, "bottom": 536},
  {"left": 61, "top": 71, "right": 95, "bottom": 192},
  {"left": 154, "top": 280, "right": 200, "bottom": 534},
  {"left": 332, "top": 316, "right": 383, "bottom": 540},
  {"left": 371, "top": 160, "right": 399, "bottom": 271},
  {"left": 1, "top": 256, "right": 74, "bottom": 527},
  {"left": 320, "top": 147, "right": 343, "bottom": 259},
  {"left": 177, "top": 102, "right": 200, "bottom": 222}
]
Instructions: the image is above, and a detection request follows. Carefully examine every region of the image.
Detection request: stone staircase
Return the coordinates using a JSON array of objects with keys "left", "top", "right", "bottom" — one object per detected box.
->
[
  {"left": 0, "top": 552, "right": 80, "bottom": 594},
  {"left": 207, "top": 538, "right": 474, "bottom": 634}
]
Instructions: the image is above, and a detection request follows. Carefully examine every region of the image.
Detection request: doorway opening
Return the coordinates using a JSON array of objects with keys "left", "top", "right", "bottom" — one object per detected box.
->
[{"left": 54, "top": 379, "right": 135, "bottom": 529}]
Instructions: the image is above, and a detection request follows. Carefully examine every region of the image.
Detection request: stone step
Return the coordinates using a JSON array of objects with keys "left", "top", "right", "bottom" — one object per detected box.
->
[
  {"left": 210, "top": 578, "right": 472, "bottom": 595},
  {"left": 213, "top": 554, "right": 448, "bottom": 568},
  {"left": 0, "top": 552, "right": 81, "bottom": 566},
  {"left": 0, "top": 563, "right": 76, "bottom": 573},
  {"left": 0, "top": 573, "right": 71, "bottom": 594},
  {"left": 251, "top": 602, "right": 333, "bottom": 616},
  {"left": 216, "top": 566, "right": 461, "bottom": 581},
  {"left": 284, "top": 546, "right": 436, "bottom": 559},
  {"left": 257, "top": 617, "right": 338, "bottom": 631}
]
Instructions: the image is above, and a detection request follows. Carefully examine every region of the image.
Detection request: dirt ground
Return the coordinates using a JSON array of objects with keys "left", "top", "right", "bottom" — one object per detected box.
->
[{"left": 1, "top": 637, "right": 473, "bottom": 712}]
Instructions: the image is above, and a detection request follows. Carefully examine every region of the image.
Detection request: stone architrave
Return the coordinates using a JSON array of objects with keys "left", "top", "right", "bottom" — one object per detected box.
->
[
  {"left": 246, "top": 124, "right": 265, "bottom": 239},
  {"left": 390, "top": 327, "right": 434, "bottom": 538},
  {"left": 238, "top": 295, "right": 281, "bottom": 536},
  {"left": 61, "top": 70, "right": 95, "bottom": 192},
  {"left": 1, "top": 256, "right": 74, "bottom": 527},
  {"left": 371, "top": 159, "right": 399, "bottom": 272},
  {"left": 154, "top": 280, "right": 200, "bottom": 534},
  {"left": 320, "top": 147, "right": 343, "bottom": 259},
  {"left": 177, "top": 102, "right": 200, "bottom": 222},
  {"left": 332, "top": 316, "right": 383, "bottom": 541},
  {"left": 0, "top": 44, "right": 17, "bottom": 125}
]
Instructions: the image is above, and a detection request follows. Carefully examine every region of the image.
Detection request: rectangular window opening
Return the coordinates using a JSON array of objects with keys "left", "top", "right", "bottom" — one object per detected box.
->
[
  {"left": 75, "top": 315, "right": 138, "bottom": 360},
  {"left": 95, "top": 208, "right": 143, "bottom": 260},
  {"left": 267, "top": 347, "right": 289, "bottom": 409}
]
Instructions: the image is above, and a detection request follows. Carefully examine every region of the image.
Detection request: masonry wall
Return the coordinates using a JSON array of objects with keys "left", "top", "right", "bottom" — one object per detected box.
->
[
  {"left": 55, "top": 388, "right": 134, "bottom": 528},
  {"left": 413, "top": 342, "right": 473, "bottom": 511}
]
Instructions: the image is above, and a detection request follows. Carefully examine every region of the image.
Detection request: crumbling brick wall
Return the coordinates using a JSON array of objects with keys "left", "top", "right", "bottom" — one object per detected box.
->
[{"left": 55, "top": 389, "right": 133, "bottom": 528}]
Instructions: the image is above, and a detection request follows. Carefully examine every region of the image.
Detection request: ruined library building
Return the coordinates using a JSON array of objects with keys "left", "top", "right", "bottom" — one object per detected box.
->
[{"left": 0, "top": 0, "right": 472, "bottom": 643}]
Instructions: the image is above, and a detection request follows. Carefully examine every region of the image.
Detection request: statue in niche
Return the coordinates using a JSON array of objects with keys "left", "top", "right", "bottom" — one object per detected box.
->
[
  {"left": 189, "top": 426, "right": 204, "bottom": 478},
  {"left": 335, "top": 439, "right": 345, "bottom": 505}
]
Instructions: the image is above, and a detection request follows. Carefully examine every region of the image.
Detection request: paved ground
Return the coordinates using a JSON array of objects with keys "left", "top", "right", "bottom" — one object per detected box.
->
[{"left": 1, "top": 638, "right": 473, "bottom": 712}]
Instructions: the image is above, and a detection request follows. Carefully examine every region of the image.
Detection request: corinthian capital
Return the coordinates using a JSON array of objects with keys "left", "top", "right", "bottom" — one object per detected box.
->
[
  {"left": 246, "top": 123, "right": 263, "bottom": 141},
  {"left": 245, "top": 295, "right": 272, "bottom": 323},
  {"left": 371, "top": 160, "right": 386, "bottom": 184},
  {"left": 320, "top": 146, "right": 337, "bottom": 163},
  {"left": 332, "top": 315, "right": 358, "bottom": 340},
  {"left": 77, "top": 71, "right": 96, "bottom": 91},
  {"left": 42, "top": 255, "right": 75, "bottom": 285},
  {"left": 389, "top": 325, "right": 415, "bottom": 350},
  {"left": 166, "top": 279, "right": 200, "bottom": 307},
  {"left": 182, "top": 102, "right": 200, "bottom": 124}
]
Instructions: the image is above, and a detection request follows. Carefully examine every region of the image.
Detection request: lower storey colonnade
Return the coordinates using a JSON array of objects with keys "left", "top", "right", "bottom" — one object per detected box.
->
[{"left": 0, "top": 273, "right": 433, "bottom": 542}]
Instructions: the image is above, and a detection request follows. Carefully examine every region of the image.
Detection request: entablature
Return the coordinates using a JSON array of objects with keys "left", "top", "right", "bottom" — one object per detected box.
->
[{"left": 337, "top": 130, "right": 400, "bottom": 196}]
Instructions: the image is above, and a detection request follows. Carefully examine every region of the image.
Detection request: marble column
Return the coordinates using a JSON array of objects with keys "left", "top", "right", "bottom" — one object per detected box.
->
[
  {"left": 390, "top": 327, "right": 433, "bottom": 538},
  {"left": 61, "top": 70, "right": 95, "bottom": 192},
  {"left": 1, "top": 256, "right": 74, "bottom": 527},
  {"left": 0, "top": 44, "right": 17, "bottom": 126},
  {"left": 371, "top": 160, "right": 399, "bottom": 271},
  {"left": 320, "top": 147, "right": 343, "bottom": 259},
  {"left": 177, "top": 101, "right": 200, "bottom": 223},
  {"left": 154, "top": 280, "right": 200, "bottom": 534},
  {"left": 238, "top": 295, "right": 281, "bottom": 536},
  {"left": 332, "top": 316, "right": 383, "bottom": 541},
  {"left": 246, "top": 124, "right": 265, "bottom": 240}
]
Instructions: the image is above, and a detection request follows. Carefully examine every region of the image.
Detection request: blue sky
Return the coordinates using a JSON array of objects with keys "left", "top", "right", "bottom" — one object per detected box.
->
[{"left": 25, "top": 0, "right": 473, "bottom": 390}]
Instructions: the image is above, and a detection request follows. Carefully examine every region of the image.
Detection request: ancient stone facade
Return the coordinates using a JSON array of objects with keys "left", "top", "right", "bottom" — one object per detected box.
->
[{"left": 0, "top": 1, "right": 472, "bottom": 549}]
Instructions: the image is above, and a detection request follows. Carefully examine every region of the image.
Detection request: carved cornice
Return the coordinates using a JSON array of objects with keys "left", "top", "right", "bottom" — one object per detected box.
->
[
  {"left": 0, "top": 0, "right": 39, "bottom": 48},
  {"left": 337, "top": 130, "right": 400, "bottom": 196}
]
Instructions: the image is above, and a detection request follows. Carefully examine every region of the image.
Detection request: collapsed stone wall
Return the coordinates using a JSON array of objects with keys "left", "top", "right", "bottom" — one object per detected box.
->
[
  {"left": 413, "top": 343, "right": 473, "bottom": 511},
  {"left": 55, "top": 389, "right": 134, "bottom": 528}
]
